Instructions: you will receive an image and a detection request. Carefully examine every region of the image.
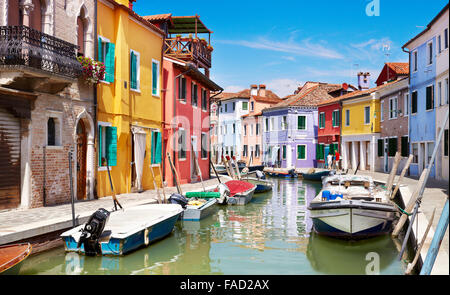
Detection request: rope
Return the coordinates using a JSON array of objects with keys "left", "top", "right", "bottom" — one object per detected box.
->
[{"left": 394, "top": 202, "right": 412, "bottom": 216}]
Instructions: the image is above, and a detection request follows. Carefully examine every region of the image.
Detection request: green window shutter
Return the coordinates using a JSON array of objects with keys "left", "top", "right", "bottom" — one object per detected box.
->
[
  {"left": 298, "top": 145, "right": 305, "bottom": 159},
  {"left": 130, "top": 51, "right": 137, "bottom": 89},
  {"left": 153, "top": 131, "right": 162, "bottom": 164},
  {"left": 336, "top": 111, "right": 340, "bottom": 126},
  {"left": 242, "top": 102, "right": 248, "bottom": 110},
  {"left": 298, "top": 116, "right": 305, "bottom": 130},
  {"left": 98, "top": 38, "right": 103, "bottom": 63},
  {"left": 98, "top": 125, "right": 103, "bottom": 166},
  {"left": 105, "top": 126, "right": 117, "bottom": 166},
  {"left": 282, "top": 145, "right": 286, "bottom": 159},
  {"left": 152, "top": 62, "right": 158, "bottom": 95},
  {"left": 105, "top": 42, "right": 115, "bottom": 83}
]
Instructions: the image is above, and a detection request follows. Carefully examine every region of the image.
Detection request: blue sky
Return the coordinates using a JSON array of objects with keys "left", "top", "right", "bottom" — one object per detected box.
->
[{"left": 134, "top": 0, "right": 449, "bottom": 97}]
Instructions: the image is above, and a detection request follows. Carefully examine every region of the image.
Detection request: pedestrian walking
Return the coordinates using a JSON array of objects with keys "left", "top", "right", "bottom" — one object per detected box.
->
[
  {"left": 335, "top": 150, "right": 340, "bottom": 170},
  {"left": 327, "top": 153, "right": 333, "bottom": 170}
]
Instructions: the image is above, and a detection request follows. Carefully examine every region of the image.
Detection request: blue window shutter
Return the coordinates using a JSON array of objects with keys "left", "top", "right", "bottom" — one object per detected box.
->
[
  {"left": 98, "top": 38, "right": 103, "bottom": 63},
  {"left": 105, "top": 126, "right": 117, "bottom": 166},
  {"left": 130, "top": 51, "right": 137, "bottom": 89},
  {"left": 98, "top": 125, "right": 103, "bottom": 166},
  {"left": 155, "top": 131, "right": 162, "bottom": 164},
  {"left": 105, "top": 42, "right": 115, "bottom": 83},
  {"left": 151, "top": 131, "right": 156, "bottom": 164}
]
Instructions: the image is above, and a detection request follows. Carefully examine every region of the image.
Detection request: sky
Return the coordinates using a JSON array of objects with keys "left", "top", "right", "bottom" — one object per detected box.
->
[{"left": 134, "top": 0, "right": 449, "bottom": 98}]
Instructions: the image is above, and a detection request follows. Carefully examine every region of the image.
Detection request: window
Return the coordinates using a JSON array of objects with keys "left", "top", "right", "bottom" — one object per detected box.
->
[
  {"left": 243, "top": 124, "right": 247, "bottom": 136},
  {"left": 242, "top": 102, "right": 248, "bottom": 111},
  {"left": 265, "top": 118, "right": 269, "bottom": 132},
  {"left": 297, "top": 115, "right": 306, "bottom": 130},
  {"left": 270, "top": 117, "right": 275, "bottom": 131},
  {"left": 178, "top": 76, "right": 186, "bottom": 101},
  {"left": 251, "top": 101, "right": 254, "bottom": 111},
  {"left": 364, "top": 106, "right": 370, "bottom": 124},
  {"left": 427, "top": 42, "right": 433, "bottom": 65},
  {"left": 388, "top": 137, "right": 398, "bottom": 157},
  {"left": 47, "top": 118, "right": 56, "bottom": 146},
  {"left": 98, "top": 36, "right": 115, "bottom": 83},
  {"left": 412, "top": 143, "right": 418, "bottom": 163},
  {"left": 445, "top": 129, "right": 449, "bottom": 157},
  {"left": 445, "top": 28, "right": 449, "bottom": 49},
  {"left": 412, "top": 91, "right": 418, "bottom": 113},
  {"left": 427, "top": 142, "right": 434, "bottom": 165},
  {"left": 319, "top": 112, "right": 325, "bottom": 129},
  {"left": 201, "top": 89, "right": 208, "bottom": 111},
  {"left": 377, "top": 139, "right": 384, "bottom": 157},
  {"left": 256, "top": 123, "right": 260, "bottom": 135},
  {"left": 438, "top": 35, "right": 442, "bottom": 53},
  {"left": 178, "top": 129, "right": 186, "bottom": 159},
  {"left": 380, "top": 101, "right": 384, "bottom": 121},
  {"left": 438, "top": 81, "right": 443, "bottom": 106},
  {"left": 282, "top": 145, "right": 286, "bottom": 159},
  {"left": 404, "top": 93, "right": 409, "bottom": 116},
  {"left": 297, "top": 145, "right": 306, "bottom": 160},
  {"left": 191, "top": 82, "right": 198, "bottom": 106},
  {"left": 152, "top": 60, "right": 160, "bottom": 96},
  {"left": 151, "top": 130, "right": 162, "bottom": 164},
  {"left": 255, "top": 145, "right": 260, "bottom": 158},
  {"left": 345, "top": 109, "right": 350, "bottom": 126},
  {"left": 389, "top": 97, "right": 398, "bottom": 119},
  {"left": 282, "top": 116, "right": 287, "bottom": 130},
  {"left": 98, "top": 125, "right": 117, "bottom": 167},
  {"left": 201, "top": 133, "right": 208, "bottom": 159},
  {"left": 243, "top": 145, "right": 248, "bottom": 157},
  {"left": 426, "top": 85, "right": 434, "bottom": 110},
  {"left": 413, "top": 51, "right": 418, "bottom": 72},
  {"left": 130, "top": 50, "right": 140, "bottom": 91},
  {"left": 401, "top": 136, "right": 409, "bottom": 157},
  {"left": 232, "top": 102, "right": 235, "bottom": 111},
  {"left": 332, "top": 110, "right": 340, "bottom": 127},
  {"left": 233, "top": 123, "right": 236, "bottom": 134}
]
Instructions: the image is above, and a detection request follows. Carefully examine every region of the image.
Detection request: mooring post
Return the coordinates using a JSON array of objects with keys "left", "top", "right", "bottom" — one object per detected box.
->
[
  {"left": 420, "top": 199, "right": 449, "bottom": 275},
  {"left": 68, "top": 148, "right": 76, "bottom": 227}
]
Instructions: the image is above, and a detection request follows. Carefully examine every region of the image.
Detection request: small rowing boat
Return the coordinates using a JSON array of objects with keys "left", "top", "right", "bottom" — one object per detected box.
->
[
  {"left": 243, "top": 177, "right": 273, "bottom": 193},
  {"left": 301, "top": 170, "right": 332, "bottom": 181},
  {"left": 0, "top": 243, "right": 32, "bottom": 274},
  {"left": 266, "top": 169, "right": 298, "bottom": 178},
  {"left": 61, "top": 204, "right": 183, "bottom": 256}
]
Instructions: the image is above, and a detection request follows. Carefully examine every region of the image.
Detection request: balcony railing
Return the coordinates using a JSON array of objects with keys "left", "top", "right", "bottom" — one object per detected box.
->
[
  {"left": 0, "top": 25, "right": 82, "bottom": 79},
  {"left": 164, "top": 37, "right": 212, "bottom": 69}
]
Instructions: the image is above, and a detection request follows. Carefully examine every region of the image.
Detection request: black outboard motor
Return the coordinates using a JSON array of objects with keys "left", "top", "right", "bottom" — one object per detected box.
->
[
  {"left": 288, "top": 168, "right": 296, "bottom": 176},
  {"left": 168, "top": 193, "right": 188, "bottom": 209},
  {"left": 77, "top": 208, "right": 110, "bottom": 256}
]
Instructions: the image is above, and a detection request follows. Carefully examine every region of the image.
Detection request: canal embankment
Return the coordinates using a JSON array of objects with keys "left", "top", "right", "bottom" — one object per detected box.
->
[{"left": 0, "top": 176, "right": 230, "bottom": 253}]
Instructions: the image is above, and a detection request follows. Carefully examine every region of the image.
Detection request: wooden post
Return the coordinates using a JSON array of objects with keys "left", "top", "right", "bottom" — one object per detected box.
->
[
  {"left": 150, "top": 165, "right": 162, "bottom": 204},
  {"left": 226, "top": 156, "right": 236, "bottom": 179},
  {"left": 167, "top": 152, "right": 182, "bottom": 195},
  {"left": 222, "top": 156, "right": 233, "bottom": 179},
  {"left": 232, "top": 156, "right": 242, "bottom": 180},
  {"left": 392, "top": 168, "right": 428, "bottom": 237},
  {"left": 210, "top": 160, "right": 222, "bottom": 184},
  {"left": 386, "top": 152, "right": 401, "bottom": 196},
  {"left": 420, "top": 199, "right": 449, "bottom": 275},
  {"left": 191, "top": 139, "right": 205, "bottom": 192},
  {"left": 390, "top": 154, "right": 414, "bottom": 199},
  {"left": 405, "top": 207, "right": 436, "bottom": 275},
  {"left": 157, "top": 164, "right": 167, "bottom": 203},
  {"left": 103, "top": 157, "right": 123, "bottom": 211}
]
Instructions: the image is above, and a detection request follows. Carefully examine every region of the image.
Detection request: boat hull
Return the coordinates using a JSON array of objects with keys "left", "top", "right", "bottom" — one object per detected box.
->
[
  {"left": 244, "top": 178, "right": 273, "bottom": 193},
  {"left": 182, "top": 199, "right": 217, "bottom": 221},
  {"left": 302, "top": 170, "right": 331, "bottom": 181},
  {"left": 227, "top": 185, "right": 256, "bottom": 205},
  {"left": 61, "top": 204, "right": 183, "bottom": 256},
  {"left": 0, "top": 243, "right": 32, "bottom": 275},
  {"left": 309, "top": 201, "right": 396, "bottom": 239},
  {"left": 266, "top": 172, "right": 297, "bottom": 178}
]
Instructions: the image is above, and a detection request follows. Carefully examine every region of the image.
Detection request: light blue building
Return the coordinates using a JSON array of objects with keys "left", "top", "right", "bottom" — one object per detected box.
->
[{"left": 403, "top": 5, "right": 449, "bottom": 178}]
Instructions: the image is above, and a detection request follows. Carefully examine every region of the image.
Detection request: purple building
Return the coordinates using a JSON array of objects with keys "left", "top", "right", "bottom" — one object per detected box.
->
[{"left": 262, "top": 82, "right": 345, "bottom": 169}]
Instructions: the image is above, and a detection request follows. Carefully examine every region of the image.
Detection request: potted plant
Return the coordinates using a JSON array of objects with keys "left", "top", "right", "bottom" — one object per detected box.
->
[{"left": 77, "top": 56, "right": 105, "bottom": 85}]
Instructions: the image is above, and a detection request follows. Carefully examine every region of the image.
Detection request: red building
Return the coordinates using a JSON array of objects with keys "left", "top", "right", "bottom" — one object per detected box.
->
[
  {"left": 375, "top": 62, "right": 409, "bottom": 86},
  {"left": 145, "top": 14, "right": 222, "bottom": 186},
  {"left": 317, "top": 85, "right": 356, "bottom": 167}
]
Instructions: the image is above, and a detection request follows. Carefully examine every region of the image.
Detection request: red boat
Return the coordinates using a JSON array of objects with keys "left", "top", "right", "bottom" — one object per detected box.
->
[
  {"left": 215, "top": 180, "right": 256, "bottom": 205},
  {"left": 0, "top": 243, "right": 32, "bottom": 275}
]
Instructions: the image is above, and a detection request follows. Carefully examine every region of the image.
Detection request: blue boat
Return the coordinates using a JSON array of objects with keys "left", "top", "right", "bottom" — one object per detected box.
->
[
  {"left": 302, "top": 170, "right": 331, "bottom": 181},
  {"left": 266, "top": 169, "right": 298, "bottom": 178},
  {"left": 244, "top": 177, "right": 273, "bottom": 193},
  {"left": 61, "top": 204, "right": 183, "bottom": 256}
]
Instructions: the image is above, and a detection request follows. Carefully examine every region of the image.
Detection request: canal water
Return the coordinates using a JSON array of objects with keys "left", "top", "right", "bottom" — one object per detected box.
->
[{"left": 18, "top": 178, "right": 406, "bottom": 275}]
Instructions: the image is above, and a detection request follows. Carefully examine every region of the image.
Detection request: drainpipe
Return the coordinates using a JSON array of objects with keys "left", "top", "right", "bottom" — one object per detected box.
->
[
  {"left": 93, "top": 0, "right": 98, "bottom": 198},
  {"left": 402, "top": 45, "right": 411, "bottom": 175},
  {"left": 160, "top": 29, "right": 166, "bottom": 181}
]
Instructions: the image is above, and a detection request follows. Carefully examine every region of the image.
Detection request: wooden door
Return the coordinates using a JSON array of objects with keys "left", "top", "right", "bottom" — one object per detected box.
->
[{"left": 76, "top": 120, "right": 87, "bottom": 200}]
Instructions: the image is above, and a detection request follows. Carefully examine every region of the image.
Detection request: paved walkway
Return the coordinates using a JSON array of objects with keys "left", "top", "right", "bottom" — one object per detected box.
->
[{"left": 0, "top": 176, "right": 228, "bottom": 246}]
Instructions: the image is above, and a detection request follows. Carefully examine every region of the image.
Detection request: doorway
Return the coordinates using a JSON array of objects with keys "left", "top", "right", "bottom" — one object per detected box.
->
[
  {"left": 191, "top": 136, "right": 198, "bottom": 181},
  {"left": 76, "top": 120, "right": 87, "bottom": 200}
]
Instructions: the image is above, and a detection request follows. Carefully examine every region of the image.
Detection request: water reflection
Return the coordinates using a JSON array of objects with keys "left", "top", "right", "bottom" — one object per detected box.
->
[{"left": 17, "top": 178, "right": 404, "bottom": 275}]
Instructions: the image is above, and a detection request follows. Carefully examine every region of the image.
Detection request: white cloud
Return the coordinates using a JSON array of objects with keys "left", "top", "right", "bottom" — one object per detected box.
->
[
  {"left": 218, "top": 37, "right": 344, "bottom": 60},
  {"left": 263, "top": 78, "right": 303, "bottom": 98}
]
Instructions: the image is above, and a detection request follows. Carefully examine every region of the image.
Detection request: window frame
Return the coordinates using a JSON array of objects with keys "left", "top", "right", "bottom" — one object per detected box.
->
[
  {"left": 411, "top": 90, "right": 418, "bottom": 114},
  {"left": 404, "top": 93, "right": 409, "bottom": 116},
  {"left": 319, "top": 112, "right": 325, "bottom": 129},
  {"left": 345, "top": 109, "right": 350, "bottom": 126},
  {"left": 130, "top": 49, "right": 140, "bottom": 92},
  {"left": 425, "top": 85, "right": 434, "bottom": 111},
  {"left": 297, "top": 144, "right": 307, "bottom": 160},
  {"left": 389, "top": 96, "right": 398, "bottom": 119},
  {"left": 427, "top": 41, "right": 433, "bottom": 66},
  {"left": 332, "top": 109, "right": 340, "bottom": 127},
  {"left": 364, "top": 106, "right": 371, "bottom": 125},
  {"left": 178, "top": 128, "right": 187, "bottom": 160},
  {"left": 297, "top": 115, "right": 307, "bottom": 130},
  {"left": 178, "top": 76, "right": 187, "bottom": 102}
]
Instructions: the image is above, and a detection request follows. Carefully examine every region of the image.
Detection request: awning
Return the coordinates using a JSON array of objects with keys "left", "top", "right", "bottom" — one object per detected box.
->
[{"left": 168, "top": 16, "right": 212, "bottom": 34}]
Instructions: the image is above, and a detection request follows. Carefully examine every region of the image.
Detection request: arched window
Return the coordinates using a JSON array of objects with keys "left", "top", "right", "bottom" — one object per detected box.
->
[
  {"left": 77, "top": 15, "right": 85, "bottom": 56},
  {"left": 47, "top": 117, "right": 55, "bottom": 146},
  {"left": 29, "top": 0, "right": 42, "bottom": 31}
]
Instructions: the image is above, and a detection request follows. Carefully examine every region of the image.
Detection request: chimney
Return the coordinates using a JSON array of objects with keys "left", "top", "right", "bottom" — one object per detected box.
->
[
  {"left": 129, "top": 0, "right": 136, "bottom": 10},
  {"left": 357, "top": 72, "right": 370, "bottom": 90},
  {"left": 258, "top": 84, "right": 266, "bottom": 97},
  {"left": 250, "top": 84, "right": 258, "bottom": 96}
]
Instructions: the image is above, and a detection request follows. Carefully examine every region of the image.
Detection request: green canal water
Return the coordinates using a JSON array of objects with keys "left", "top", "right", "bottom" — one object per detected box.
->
[{"left": 18, "top": 178, "right": 407, "bottom": 275}]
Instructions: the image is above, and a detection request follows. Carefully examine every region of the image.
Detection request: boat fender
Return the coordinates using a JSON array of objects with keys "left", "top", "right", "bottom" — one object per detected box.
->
[{"left": 144, "top": 228, "right": 149, "bottom": 246}]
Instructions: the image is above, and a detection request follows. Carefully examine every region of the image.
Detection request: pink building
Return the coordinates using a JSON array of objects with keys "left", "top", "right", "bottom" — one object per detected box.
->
[{"left": 241, "top": 85, "right": 281, "bottom": 166}]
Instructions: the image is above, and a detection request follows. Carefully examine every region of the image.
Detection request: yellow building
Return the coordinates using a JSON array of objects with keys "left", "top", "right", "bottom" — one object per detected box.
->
[
  {"left": 96, "top": 0, "right": 164, "bottom": 197},
  {"left": 340, "top": 84, "right": 383, "bottom": 172}
]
